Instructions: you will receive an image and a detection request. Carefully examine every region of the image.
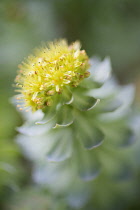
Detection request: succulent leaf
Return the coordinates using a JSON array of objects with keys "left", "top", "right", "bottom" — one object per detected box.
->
[
  {"left": 75, "top": 145, "right": 100, "bottom": 181},
  {"left": 16, "top": 122, "right": 49, "bottom": 136},
  {"left": 89, "top": 57, "right": 111, "bottom": 83},
  {"left": 35, "top": 106, "right": 56, "bottom": 125},
  {"left": 46, "top": 128, "right": 73, "bottom": 162},
  {"left": 53, "top": 104, "right": 74, "bottom": 128},
  {"left": 73, "top": 93, "right": 100, "bottom": 111},
  {"left": 61, "top": 87, "right": 74, "bottom": 105}
]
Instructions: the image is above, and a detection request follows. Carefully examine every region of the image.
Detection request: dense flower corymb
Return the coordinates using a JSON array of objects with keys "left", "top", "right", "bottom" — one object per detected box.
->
[{"left": 15, "top": 40, "right": 90, "bottom": 111}]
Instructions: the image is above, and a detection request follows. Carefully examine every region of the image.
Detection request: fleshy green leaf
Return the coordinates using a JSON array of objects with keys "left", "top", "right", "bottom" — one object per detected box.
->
[
  {"left": 76, "top": 115, "right": 104, "bottom": 149},
  {"left": 33, "top": 162, "right": 73, "bottom": 193},
  {"left": 87, "top": 77, "right": 118, "bottom": 99},
  {"left": 89, "top": 57, "right": 112, "bottom": 83},
  {"left": 98, "top": 85, "right": 135, "bottom": 122},
  {"left": 16, "top": 123, "right": 50, "bottom": 136},
  {"left": 119, "top": 129, "right": 136, "bottom": 148},
  {"left": 53, "top": 105, "right": 74, "bottom": 128},
  {"left": 99, "top": 122, "right": 136, "bottom": 148},
  {"left": 66, "top": 185, "right": 90, "bottom": 208},
  {"left": 46, "top": 129, "right": 73, "bottom": 162},
  {"left": 80, "top": 127, "right": 104, "bottom": 150},
  {"left": 74, "top": 142, "right": 100, "bottom": 181},
  {"left": 35, "top": 106, "right": 56, "bottom": 125},
  {"left": 79, "top": 167, "right": 100, "bottom": 181},
  {"left": 102, "top": 98, "right": 122, "bottom": 113},
  {"left": 73, "top": 94, "right": 100, "bottom": 111},
  {"left": 61, "top": 88, "right": 73, "bottom": 105}
]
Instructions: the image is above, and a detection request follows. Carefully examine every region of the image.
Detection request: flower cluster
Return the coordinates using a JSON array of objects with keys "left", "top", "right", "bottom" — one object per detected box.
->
[{"left": 15, "top": 40, "right": 90, "bottom": 111}]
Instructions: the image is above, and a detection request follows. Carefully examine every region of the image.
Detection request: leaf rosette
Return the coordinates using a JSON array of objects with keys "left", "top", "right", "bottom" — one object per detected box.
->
[{"left": 14, "top": 41, "right": 138, "bottom": 208}]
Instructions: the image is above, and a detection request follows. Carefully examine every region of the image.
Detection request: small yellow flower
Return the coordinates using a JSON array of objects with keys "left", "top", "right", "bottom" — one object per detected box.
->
[{"left": 15, "top": 40, "right": 90, "bottom": 111}]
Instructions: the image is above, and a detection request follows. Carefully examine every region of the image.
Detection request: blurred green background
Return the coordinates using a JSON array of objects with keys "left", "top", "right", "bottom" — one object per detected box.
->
[{"left": 0, "top": 0, "right": 140, "bottom": 209}]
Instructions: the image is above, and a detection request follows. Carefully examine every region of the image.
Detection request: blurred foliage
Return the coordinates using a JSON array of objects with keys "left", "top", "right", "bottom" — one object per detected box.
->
[
  {"left": 6, "top": 187, "right": 66, "bottom": 210},
  {"left": 54, "top": 0, "right": 140, "bottom": 82},
  {"left": 0, "top": 0, "right": 140, "bottom": 209}
]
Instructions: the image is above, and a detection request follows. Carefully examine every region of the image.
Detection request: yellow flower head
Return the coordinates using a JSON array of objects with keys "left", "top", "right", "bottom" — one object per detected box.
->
[{"left": 15, "top": 40, "right": 90, "bottom": 111}]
